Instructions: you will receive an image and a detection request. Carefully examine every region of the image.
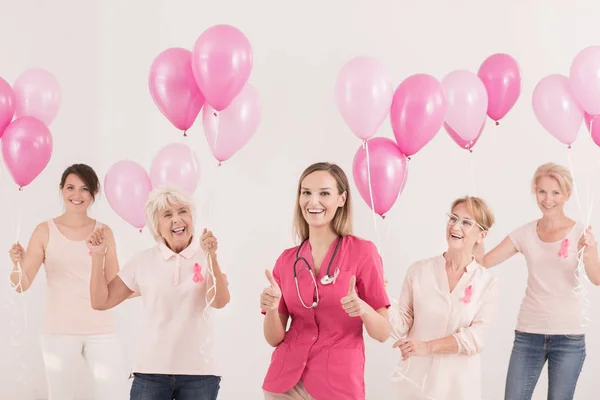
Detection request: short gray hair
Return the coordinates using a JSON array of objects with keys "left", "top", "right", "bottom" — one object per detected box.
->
[{"left": 145, "top": 185, "right": 196, "bottom": 242}]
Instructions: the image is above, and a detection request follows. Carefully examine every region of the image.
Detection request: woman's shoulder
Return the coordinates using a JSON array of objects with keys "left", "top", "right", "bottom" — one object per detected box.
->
[{"left": 344, "top": 235, "right": 377, "bottom": 252}]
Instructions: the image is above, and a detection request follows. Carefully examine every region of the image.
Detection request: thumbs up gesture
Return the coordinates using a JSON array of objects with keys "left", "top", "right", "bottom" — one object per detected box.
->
[
  {"left": 260, "top": 269, "right": 282, "bottom": 312},
  {"left": 86, "top": 226, "right": 107, "bottom": 254},
  {"left": 341, "top": 275, "right": 365, "bottom": 317}
]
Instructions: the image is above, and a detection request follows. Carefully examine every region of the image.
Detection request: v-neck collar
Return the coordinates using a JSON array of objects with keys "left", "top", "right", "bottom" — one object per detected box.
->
[
  {"left": 299, "top": 236, "right": 342, "bottom": 279},
  {"left": 438, "top": 255, "right": 476, "bottom": 296}
]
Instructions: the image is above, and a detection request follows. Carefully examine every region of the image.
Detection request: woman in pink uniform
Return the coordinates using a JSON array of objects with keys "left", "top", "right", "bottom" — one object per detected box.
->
[
  {"left": 477, "top": 163, "right": 600, "bottom": 400},
  {"left": 7, "top": 163, "right": 128, "bottom": 399},
  {"left": 260, "top": 162, "right": 391, "bottom": 400},
  {"left": 391, "top": 196, "right": 498, "bottom": 400},
  {"left": 88, "top": 185, "right": 230, "bottom": 400}
]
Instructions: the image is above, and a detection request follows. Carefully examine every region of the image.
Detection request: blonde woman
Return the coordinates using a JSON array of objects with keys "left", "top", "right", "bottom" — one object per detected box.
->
[
  {"left": 87, "top": 185, "right": 230, "bottom": 400},
  {"left": 391, "top": 196, "right": 498, "bottom": 400},
  {"left": 260, "top": 162, "right": 391, "bottom": 400},
  {"left": 478, "top": 163, "right": 600, "bottom": 400}
]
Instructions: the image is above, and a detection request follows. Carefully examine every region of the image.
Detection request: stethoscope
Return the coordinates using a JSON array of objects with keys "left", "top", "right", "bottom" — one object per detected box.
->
[{"left": 293, "top": 236, "right": 342, "bottom": 309}]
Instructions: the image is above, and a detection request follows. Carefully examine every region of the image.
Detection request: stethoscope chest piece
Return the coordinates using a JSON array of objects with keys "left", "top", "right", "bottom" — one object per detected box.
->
[{"left": 320, "top": 275, "right": 334, "bottom": 285}]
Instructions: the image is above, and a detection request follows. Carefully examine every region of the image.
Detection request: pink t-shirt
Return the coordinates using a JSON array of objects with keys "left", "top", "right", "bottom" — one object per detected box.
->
[
  {"left": 509, "top": 220, "right": 586, "bottom": 334},
  {"left": 392, "top": 255, "right": 498, "bottom": 400},
  {"left": 118, "top": 239, "right": 221, "bottom": 376},
  {"left": 43, "top": 219, "right": 115, "bottom": 335},
  {"left": 262, "top": 235, "right": 390, "bottom": 400}
]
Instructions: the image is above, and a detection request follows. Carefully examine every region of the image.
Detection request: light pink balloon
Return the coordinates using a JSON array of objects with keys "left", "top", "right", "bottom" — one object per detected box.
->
[
  {"left": 570, "top": 46, "right": 600, "bottom": 116},
  {"left": 444, "top": 121, "right": 484, "bottom": 151},
  {"left": 441, "top": 70, "right": 488, "bottom": 142},
  {"left": 150, "top": 143, "right": 200, "bottom": 194},
  {"left": 202, "top": 83, "right": 261, "bottom": 163},
  {"left": 192, "top": 24, "right": 253, "bottom": 111},
  {"left": 335, "top": 56, "right": 394, "bottom": 141},
  {"left": 352, "top": 137, "right": 408, "bottom": 217},
  {"left": 478, "top": 53, "right": 521, "bottom": 122},
  {"left": 149, "top": 48, "right": 205, "bottom": 133},
  {"left": 532, "top": 74, "right": 583, "bottom": 146},
  {"left": 13, "top": 68, "right": 61, "bottom": 126},
  {"left": 1, "top": 117, "right": 53, "bottom": 189},
  {"left": 584, "top": 113, "right": 600, "bottom": 147},
  {"left": 104, "top": 160, "right": 152, "bottom": 230},
  {"left": 390, "top": 74, "right": 447, "bottom": 156},
  {"left": 0, "top": 77, "right": 15, "bottom": 137}
]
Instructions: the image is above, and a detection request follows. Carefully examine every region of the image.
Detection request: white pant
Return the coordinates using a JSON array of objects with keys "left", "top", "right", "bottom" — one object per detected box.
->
[{"left": 40, "top": 334, "right": 129, "bottom": 400}]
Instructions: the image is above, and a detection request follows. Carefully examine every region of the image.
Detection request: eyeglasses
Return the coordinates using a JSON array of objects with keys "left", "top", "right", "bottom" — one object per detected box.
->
[{"left": 446, "top": 212, "right": 485, "bottom": 231}]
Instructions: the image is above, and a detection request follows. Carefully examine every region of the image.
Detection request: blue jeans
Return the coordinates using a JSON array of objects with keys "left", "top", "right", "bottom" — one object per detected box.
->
[
  {"left": 130, "top": 373, "right": 221, "bottom": 400},
  {"left": 504, "top": 331, "right": 586, "bottom": 400}
]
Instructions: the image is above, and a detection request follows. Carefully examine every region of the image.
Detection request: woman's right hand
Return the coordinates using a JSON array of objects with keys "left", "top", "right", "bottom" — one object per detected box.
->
[
  {"left": 86, "top": 226, "right": 107, "bottom": 254},
  {"left": 261, "top": 269, "right": 282, "bottom": 312},
  {"left": 9, "top": 243, "right": 24, "bottom": 265}
]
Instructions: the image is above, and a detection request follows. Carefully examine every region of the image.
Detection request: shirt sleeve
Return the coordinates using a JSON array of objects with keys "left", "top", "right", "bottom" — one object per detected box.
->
[
  {"left": 508, "top": 223, "right": 527, "bottom": 253},
  {"left": 118, "top": 255, "right": 140, "bottom": 293},
  {"left": 356, "top": 241, "right": 390, "bottom": 311},
  {"left": 452, "top": 276, "right": 499, "bottom": 356},
  {"left": 391, "top": 264, "right": 415, "bottom": 339}
]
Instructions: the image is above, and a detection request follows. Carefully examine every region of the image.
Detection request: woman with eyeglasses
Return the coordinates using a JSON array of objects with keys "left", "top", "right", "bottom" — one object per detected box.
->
[
  {"left": 259, "top": 162, "right": 391, "bottom": 400},
  {"left": 476, "top": 163, "right": 600, "bottom": 400},
  {"left": 390, "top": 196, "right": 498, "bottom": 400}
]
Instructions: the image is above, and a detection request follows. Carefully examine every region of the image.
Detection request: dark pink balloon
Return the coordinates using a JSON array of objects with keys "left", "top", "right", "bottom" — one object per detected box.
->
[
  {"left": 585, "top": 112, "right": 600, "bottom": 147},
  {"left": 478, "top": 53, "right": 521, "bottom": 122},
  {"left": 1, "top": 117, "right": 53, "bottom": 189},
  {"left": 352, "top": 137, "right": 408, "bottom": 217},
  {"left": 390, "top": 74, "right": 447, "bottom": 156},
  {"left": 149, "top": 48, "right": 205, "bottom": 133}
]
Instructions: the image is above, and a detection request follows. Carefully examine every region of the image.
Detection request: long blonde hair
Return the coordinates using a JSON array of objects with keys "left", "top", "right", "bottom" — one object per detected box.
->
[{"left": 292, "top": 162, "right": 353, "bottom": 242}]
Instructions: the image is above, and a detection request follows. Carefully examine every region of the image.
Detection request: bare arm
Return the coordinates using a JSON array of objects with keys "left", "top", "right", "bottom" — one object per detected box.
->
[
  {"left": 579, "top": 227, "right": 600, "bottom": 286},
  {"left": 480, "top": 236, "right": 518, "bottom": 268},
  {"left": 261, "top": 268, "right": 288, "bottom": 347},
  {"left": 8, "top": 223, "right": 48, "bottom": 292},
  {"left": 87, "top": 226, "right": 133, "bottom": 310},
  {"left": 361, "top": 305, "right": 391, "bottom": 343},
  {"left": 206, "top": 254, "right": 230, "bottom": 309}
]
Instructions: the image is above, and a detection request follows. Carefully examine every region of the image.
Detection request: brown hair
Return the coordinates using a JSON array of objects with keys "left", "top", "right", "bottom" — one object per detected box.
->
[
  {"left": 60, "top": 164, "right": 100, "bottom": 200},
  {"left": 450, "top": 196, "right": 495, "bottom": 231},
  {"left": 293, "top": 162, "right": 353, "bottom": 242},
  {"left": 531, "top": 162, "right": 573, "bottom": 196}
]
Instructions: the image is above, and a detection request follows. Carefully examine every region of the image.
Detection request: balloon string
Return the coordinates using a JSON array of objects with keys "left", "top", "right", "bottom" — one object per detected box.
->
[
  {"left": 363, "top": 140, "right": 380, "bottom": 250},
  {"left": 213, "top": 112, "right": 220, "bottom": 162},
  {"left": 469, "top": 150, "right": 477, "bottom": 196}
]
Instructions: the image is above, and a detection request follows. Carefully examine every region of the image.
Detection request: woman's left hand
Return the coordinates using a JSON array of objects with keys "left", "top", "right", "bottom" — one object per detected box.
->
[
  {"left": 200, "top": 228, "right": 218, "bottom": 256},
  {"left": 578, "top": 226, "right": 597, "bottom": 251},
  {"left": 393, "top": 338, "right": 431, "bottom": 360}
]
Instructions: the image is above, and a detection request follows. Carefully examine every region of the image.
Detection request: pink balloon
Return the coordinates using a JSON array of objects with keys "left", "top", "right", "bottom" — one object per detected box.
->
[
  {"left": 352, "top": 137, "right": 408, "bottom": 217},
  {"left": 441, "top": 70, "right": 488, "bottom": 142},
  {"left": 149, "top": 48, "right": 205, "bottom": 133},
  {"left": 335, "top": 56, "right": 394, "bottom": 141},
  {"left": 478, "top": 53, "right": 521, "bottom": 122},
  {"left": 444, "top": 121, "right": 484, "bottom": 151},
  {"left": 13, "top": 68, "right": 61, "bottom": 126},
  {"left": 1, "top": 117, "right": 53, "bottom": 189},
  {"left": 570, "top": 46, "right": 600, "bottom": 116},
  {"left": 104, "top": 160, "right": 152, "bottom": 230},
  {"left": 532, "top": 74, "right": 583, "bottom": 146},
  {"left": 202, "top": 83, "right": 261, "bottom": 163},
  {"left": 390, "top": 74, "right": 447, "bottom": 156},
  {"left": 584, "top": 113, "right": 600, "bottom": 147},
  {"left": 0, "top": 77, "right": 15, "bottom": 137},
  {"left": 150, "top": 143, "right": 200, "bottom": 195},
  {"left": 192, "top": 24, "right": 253, "bottom": 111}
]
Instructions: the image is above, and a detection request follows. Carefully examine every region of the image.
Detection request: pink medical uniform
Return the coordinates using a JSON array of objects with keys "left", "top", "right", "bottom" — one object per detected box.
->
[{"left": 262, "top": 235, "right": 390, "bottom": 400}]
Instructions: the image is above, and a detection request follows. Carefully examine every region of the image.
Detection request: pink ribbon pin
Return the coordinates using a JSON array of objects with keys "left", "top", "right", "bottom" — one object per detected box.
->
[
  {"left": 193, "top": 263, "right": 204, "bottom": 283},
  {"left": 460, "top": 285, "right": 473, "bottom": 304},
  {"left": 558, "top": 239, "right": 569, "bottom": 258}
]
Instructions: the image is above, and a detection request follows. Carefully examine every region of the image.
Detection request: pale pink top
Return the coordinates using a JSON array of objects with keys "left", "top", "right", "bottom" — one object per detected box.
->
[
  {"left": 262, "top": 236, "right": 390, "bottom": 400},
  {"left": 118, "top": 239, "right": 221, "bottom": 376},
  {"left": 392, "top": 255, "right": 498, "bottom": 400},
  {"left": 509, "top": 220, "right": 585, "bottom": 335},
  {"left": 43, "top": 219, "right": 115, "bottom": 335}
]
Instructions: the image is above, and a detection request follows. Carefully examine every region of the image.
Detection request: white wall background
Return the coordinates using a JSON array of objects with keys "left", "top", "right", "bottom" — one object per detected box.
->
[{"left": 1, "top": 0, "right": 599, "bottom": 399}]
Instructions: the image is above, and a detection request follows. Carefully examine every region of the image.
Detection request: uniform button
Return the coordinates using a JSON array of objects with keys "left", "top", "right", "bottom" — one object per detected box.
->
[
  {"left": 312, "top": 336, "right": 316, "bottom": 341},
  {"left": 302, "top": 361, "right": 306, "bottom": 366}
]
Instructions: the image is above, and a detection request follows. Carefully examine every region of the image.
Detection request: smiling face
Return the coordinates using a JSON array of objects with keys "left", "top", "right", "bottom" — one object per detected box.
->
[
  {"left": 157, "top": 202, "right": 193, "bottom": 252},
  {"left": 298, "top": 170, "right": 347, "bottom": 232},
  {"left": 535, "top": 175, "right": 569, "bottom": 217},
  {"left": 446, "top": 202, "right": 486, "bottom": 253},
  {"left": 60, "top": 174, "right": 94, "bottom": 212}
]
